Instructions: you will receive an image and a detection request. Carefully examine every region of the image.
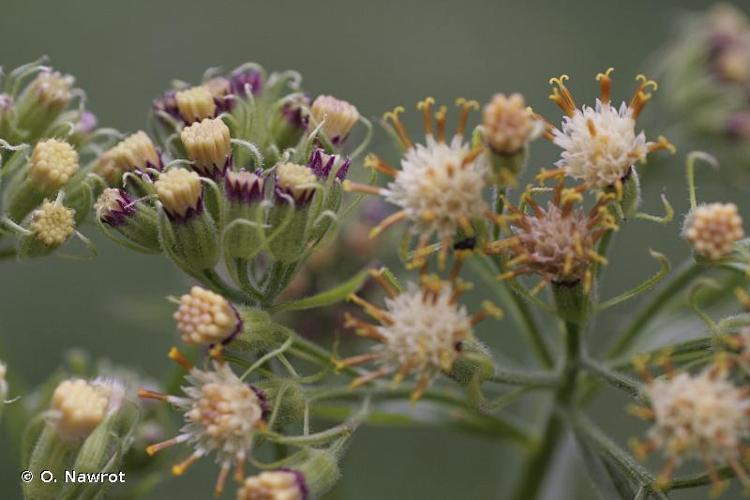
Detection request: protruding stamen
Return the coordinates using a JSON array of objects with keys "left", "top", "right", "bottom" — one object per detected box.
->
[
  {"left": 455, "top": 98, "right": 479, "bottom": 137},
  {"left": 548, "top": 75, "right": 576, "bottom": 116},
  {"left": 364, "top": 154, "right": 398, "bottom": 177},
  {"left": 172, "top": 451, "right": 203, "bottom": 476},
  {"left": 655, "top": 458, "right": 676, "bottom": 490},
  {"left": 369, "top": 210, "right": 408, "bottom": 239},
  {"left": 138, "top": 389, "right": 169, "bottom": 402},
  {"left": 648, "top": 136, "right": 676, "bottom": 154},
  {"left": 383, "top": 106, "right": 413, "bottom": 149},
  {"left": 145, "top": 434, "right": 189, "bottom": 456},
  {"left": 629, "top": 75, "right": 658, "bottom": 119},
  {"left": 214, "top": 462, "right": 230, "bottom": 497},
  {"left": 342, "top": 180, "right": 384, "bottom": 196},
  {"left": 435, "top": 105, "right": 448, "bottom": 143},
  {"left": 169, "top": 347, "right": 194, "bottom": 371},
  {"left": 417, "top": 97, "right": 435, "bottom": 136},
  {"left": 350, "top": 366, "right": 390, "bottom": 389},
  {"left": 470, "top": 301, "right": 503, "bottom": 325},
  {"left": 595, "top": 67, "right": 614, "bottom": 104},
  {"left": 334, "top": 353, "right": 379, "bottom": 372},
  {"left": 349, "top": 293, "right": 393, "bottom": 324},
  {"left": 234, "top": 453, "right": 246, "bottom": 483},
  {"left": 369, "top": 268, "right": 399, "bottom": 299}
]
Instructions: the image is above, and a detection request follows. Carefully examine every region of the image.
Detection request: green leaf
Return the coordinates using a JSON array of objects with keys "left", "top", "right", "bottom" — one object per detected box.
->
[
  {"left": 573, "top": 428, "right": 634, "bottom": 500},
  {"left": 269, "top": 269, "right": 370, "bottom": 313}
]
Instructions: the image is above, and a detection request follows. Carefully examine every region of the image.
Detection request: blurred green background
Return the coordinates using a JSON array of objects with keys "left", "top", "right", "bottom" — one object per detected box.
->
[{"left": 0, "top": 0, "right": 745, "bottom": 498}]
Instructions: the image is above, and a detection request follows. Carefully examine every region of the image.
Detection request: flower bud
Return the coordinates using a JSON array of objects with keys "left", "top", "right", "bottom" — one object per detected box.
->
[
  {"left": 305, "top": 149, "right": 349, "bottom": 243},
  {"left": 683, "top": 202, "right": 744, "bottom": 261},
  {"left": 174, "top": 286, "right": 242, "bottom": 345},
  {"left": 180, "top": 118, "right": 232, "bottom": 178},
  {"left": 204, "top": 76, "right": 233, "bottom": 113},
  {"left": 446, "top": 339, "right": 495, "bottom": 387},
  {"left": 270, "top": 93, "right": 310, "bottom": 150},
  {"left": 268, "top": 163, "right": 317, "bottom": 263},
  {"left": 50, "top": 379, "right": 112, "bottom": 442},
  {"left": 310, "top": 95, "right": 359, "bottom": 146},
  {"left": 95, "top": 131, "right": 161, "bottom": 186},
  {"left": 255, "top": 379, "right": 306, "bottom": 428},
  {"left": 237, "top": 470, "right": 307, "bottom": 500},
  {"left": 230, "top": 68, "right": 263, "bottom": 98},
  {"left": 552, "top": 280, "right": 591, "bottom": 324},
  {"left": 224, "top": 169, "right": 265, "bottom": 259},
  {"left": 20, "top": 198, "right": 76, "bottom": 257},
  {"left": 8, "top": 139, "right": 79, "bottom": 221},
  {"left": 482, "top": 93, "right": 541, "bottom": 184},
  {"left": 95, "top": 188, "right": 160, "bottom": 252},
  {"left": 155, "top": 168, "right": 219, "bottom": 270},
  {"left": 15, "top": 69, "right": 74, "bottom": 138},
  {"left": 175, "top": 85, "right": 217, "bottom": 124}
]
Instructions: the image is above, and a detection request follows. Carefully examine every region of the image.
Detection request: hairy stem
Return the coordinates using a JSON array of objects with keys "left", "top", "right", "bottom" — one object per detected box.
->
[{"left": 510, "top": 321, "right": 580, "bottom": 500}]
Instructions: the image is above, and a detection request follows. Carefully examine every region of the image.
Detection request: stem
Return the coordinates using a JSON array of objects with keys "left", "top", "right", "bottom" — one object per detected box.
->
[
  {"left": 607, "top": 261, "right": 703, "bottom": 359},
  {"left": 487, "top": 367, "right": 559, "bottom": 388},
  {"left": 511, "top": 321, "right": 580, "bottom": 500},
  {"left": 581, "top": 356, "right": 643, "bottom": 399},
  {"left": 470, "top": 257, "right": 554, "bottom": 368}
]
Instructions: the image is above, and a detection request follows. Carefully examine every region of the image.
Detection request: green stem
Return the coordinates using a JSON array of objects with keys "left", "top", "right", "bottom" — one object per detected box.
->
[
  {"left": 580, "top": 356, "right": 642, "bottom": 399},
  {"left": 511, "top": 321, "right": 580, "bottom": 500},
  {"left": 487, "top": 367, "right": 559, "bottom": 388},
  {"left": 470, "top": 257, "right": 554, "bottom": 368},
  {"left": 607, "top": 261, "right": 703, "bottom": 359}
]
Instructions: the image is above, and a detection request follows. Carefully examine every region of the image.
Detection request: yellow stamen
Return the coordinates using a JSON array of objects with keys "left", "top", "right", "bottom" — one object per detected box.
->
[
  {"left": 383, "top": 106, "right": 413, "bottom": 149},
  {"left": 435, "top": 105, "right": 448, "bottom": 143},
  {"left": 369, "top": 210, "right": 408, "bottom": 239},
  {"left": 168, "top": 347, "right": 194, "bottom": 371},
  {"left": 549, "top": 75, "right": 576, "bottom": 116},
  {"left": 364, "top": 153, "right": 399, "bottom": 177},
  {"left": 342, "top": 180, "right": 384, "bottom": 196},
  {"left": 595, "top": 67, "right": 614, "bottom": 104},
  {"left": 455, "top": 98, "right": 479, "bottom": 137},
  {"left": 350, "top": 366, "right": 390, "bottom": 389},
  {"left": 417, "top": 97, "right": 435, "bottom": 136},
  {"left": 172, "top": 452, "right": 202, "bottom": 476}
]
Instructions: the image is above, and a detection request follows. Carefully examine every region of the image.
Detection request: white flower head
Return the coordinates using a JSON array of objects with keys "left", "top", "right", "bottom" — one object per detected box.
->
[
  {"left": 683, "top": 202, "right": 744, "bottom": 261},
  {"left": 340, "top": 270, "right": 501, "bottom": 401},
  {"left": 645, "top": 368, "right": 750, "bottom": 463},
  {"left": 546, "top": 70, "right": 674, "bottom": 190},
  {"left": 139, "top": 360, "right": 267, "bottom": 496},
  {"left": 344, "top": 98, "right": 487, "bottom": 265}
]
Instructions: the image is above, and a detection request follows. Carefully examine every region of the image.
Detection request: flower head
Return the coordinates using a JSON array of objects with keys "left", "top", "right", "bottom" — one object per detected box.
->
[
  {"left": 339, "top": 269, "right": 500, "bottom": 401},
  {"left": 236, "top": 470, "right": 307, "bottom": 500},
  {"left": 310, "top": 95, "right": 359, "bottom": 146},
  {"left": 631, "top": 361, "right": 750, "bottom": 490},
  {"left": 49, "top": 378, "right": 119, "bottom": 441},
  {"left": 29, "top": 139, "right": 79, "bottom": 192},
  {"left": 30, "top": 199, "right": 75, "bottom": 247},
  {"left": 173, "top": 286, "right": 241, "bottom": 345},
  {"left": 225, "top": 169, "right": 264, "bottom": 204},
  {"left": 181, "top": 118, "right": 232, "bottom": 178},
  {"left": 139, "top": 361, "right": 267, "bottom": 496},
  {"left": 307, "top": 148, "right": 351, "bottom": 181},
  {"left": 485, "top": 184, "right": 617, "bottom": 293},
  {"left": 95, "top": 131, "right": 161, "bottom": 185},
  {"left": 683, "top": 202, "right": 744, "bottom": 260},
  {"left": 344, "top": 99, "right": 487, "bottom": 265},
  {"left": 230, "top": 68, "right": 263, "bottom": 98},
  {"left": 274, "top": 163, "right": 317, "bottom": 206},
  {"left": 545, "top": 70, "right": 674, "bottom": 190},
  {"left": 95, "top": 188, "right": 135, "bottom": 227},
  {"left": 175, "top": 86, "right": 217, "bottom": 124},
  {"left": 482, "top": 93, "right": 541, "bottom": 154},
  {"left": 26, "top": 69, "right": 74, "bottom": 110},
  {"left": 155, "top": 168, "right": 203, "bottom": 221}
]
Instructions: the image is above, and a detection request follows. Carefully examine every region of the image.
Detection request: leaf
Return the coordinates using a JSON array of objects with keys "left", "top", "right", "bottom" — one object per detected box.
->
[
  {"left": 572, "top": 425, "right": 637, "bottom": 500},
  {"left": 269, "top": 269, "right": 370, "bottom": 313}
]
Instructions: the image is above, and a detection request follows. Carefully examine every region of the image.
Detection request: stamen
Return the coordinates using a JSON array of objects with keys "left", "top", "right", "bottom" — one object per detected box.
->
[
  {"left": 214, "top": 462, "right": 230, "bottom": 497},
  {"left": 548, "top": 75, "right": 576, "bottom": 116},
  {"left": 383, "top": 106, "right": 413, "bottom": 149},
  {"left": 586, "top": 118, "right": 597, "bottom": 137},
  {"left": 369, "top": 268, "right": 399, "bottom": 299},
  {"left": 145, "top": 434, "right": 189, "bottom": 456},
  {"left": 461, "top": 146, "right": 485, "bottom": 168},
  {"left": 470, "top": 301, "right": 503, "bottom": 325},
  {"left": 350, "top": 366, "right": 390, "bottom": 389},
  {"left": 364, "top": 153, "right": 398, "bottom": 177},
  {"left": 172, "top": 451, "right": 203, "bottom": 476},
  {"left": 138, "top": 389, "right": 169, "bottom": 402},
  {"left": 334, "top": 353, "right": 380, "bottom": 372},
  {"left": 656, "top": 458, "right": 676, "bottom": 490},
  {"left": 535, "top": 168, "right": 566, "bottom": 185},
  {"left": 455, "top": 98, "right": 479, "bottom": 137},
  {"left": 369, "top": 210, "right": 408, "bottom": 239},
  {"left": 648, "top": 136, "right": 676, "bottom": 154},
  {"left": 168, "top": 347, "right": 194, "bottom": 371},
  {"left": 342, "top": 180, "right": 385, "bottom": 196},
  {"left": 435, "top": 105, "right": 448, "bottom": 143},
  {"left": 348, "top": 293, "right": 393, "bottom": 325},
  {"left": 627, "top": 404, "right": 655, "bottom": 421},
  {"left": 417, "top": 97, "right": 435, "bottom": 136},
  {"left": 595, "top": 67, "right": 614, "bottom": 104},
  {"left": 410, "top": 373, "right": 432, "bottom": 403},
  {"left": 234, "top": 454, "right": 246, "bottom": 483}
]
